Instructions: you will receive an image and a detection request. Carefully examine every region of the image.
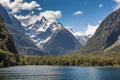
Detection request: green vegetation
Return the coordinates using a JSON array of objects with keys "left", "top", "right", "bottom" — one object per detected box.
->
[
  {"left": 1, "top": 53, "right": 120, "bottom": 67},
  {"left": 19, "top": 55, "right": 120, "bottom": 66},
  {"left": 0, "top": 49, "right": 19, "bottom": 67}
]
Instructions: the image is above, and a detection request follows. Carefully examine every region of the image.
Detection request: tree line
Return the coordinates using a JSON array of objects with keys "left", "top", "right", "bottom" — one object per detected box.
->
[
  {"left": 19, "top": 55, "right": 120, "bottom": 66},
  {"left": 1, "top": 50, "right": 120, "bottom": 67}
]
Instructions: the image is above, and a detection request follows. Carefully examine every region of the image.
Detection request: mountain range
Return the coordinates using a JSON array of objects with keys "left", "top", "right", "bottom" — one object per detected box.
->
[
  {"left": 0, "top": 4, "right": 88, "bottom": 56},
  {"left": 24, "top": 16, "right": 83, "bottom": 55},
  {"left": 2, "top": 3, "right": 120, "bottom": 56}
]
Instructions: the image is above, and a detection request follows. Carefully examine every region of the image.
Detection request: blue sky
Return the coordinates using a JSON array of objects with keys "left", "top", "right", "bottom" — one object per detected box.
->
[
  {"left": 0, "top": 0, "right": 119, "bottom": 34},
  {"left": 35, "top": 0, "right": 115, "bottom": 32}
]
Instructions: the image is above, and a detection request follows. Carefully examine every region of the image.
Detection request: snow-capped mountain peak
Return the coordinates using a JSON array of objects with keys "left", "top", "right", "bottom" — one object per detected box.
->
[
  {"left": 40, "top": 16, "right": 48, "bottom": 23},
  {"left": 29, "top": 16, "right": 48, "bottom": 31},
  {"left": 24, "top": 16, "right": 64, "bottom": 49},
  {"left": 66, "top": 27, "right": 74, "bottom": 33}
]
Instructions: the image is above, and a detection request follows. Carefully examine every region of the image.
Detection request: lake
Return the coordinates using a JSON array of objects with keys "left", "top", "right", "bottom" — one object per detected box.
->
[{"left": 0, "top": 66, "right": 120, "bottom": 80}]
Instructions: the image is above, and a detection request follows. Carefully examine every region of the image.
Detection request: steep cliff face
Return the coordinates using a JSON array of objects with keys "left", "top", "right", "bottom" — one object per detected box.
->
[
  {"left": 0, "top": 15, "right": 19, "bottom": 67},
  {"left": 0, "top": 15, "right": 17, "bottom": 53},
  {"left": 79, "top": 8, "right": 120, "bottom": 55}
]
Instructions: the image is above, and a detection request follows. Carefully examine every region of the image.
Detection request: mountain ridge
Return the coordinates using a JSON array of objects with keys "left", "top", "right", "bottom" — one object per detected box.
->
[{"left": 78, "top": 8, "right": 120, "bottom": 55}]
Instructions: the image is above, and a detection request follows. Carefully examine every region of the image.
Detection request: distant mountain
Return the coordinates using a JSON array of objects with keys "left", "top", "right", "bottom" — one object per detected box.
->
[
  {"left": 79, "top": 8, "right": 120, "bottom": 55},
  {"left": 66, "top": 27, "right": 89, "bottom": 45},
  {"left": 25, "top": 16, "right": 82, "bottom": 55},
  {"left": 0, "top": 4, "right": 45, "bottom": 55},
  {"left": 75, "top": 35, "right": 89, "bottom": 45}
]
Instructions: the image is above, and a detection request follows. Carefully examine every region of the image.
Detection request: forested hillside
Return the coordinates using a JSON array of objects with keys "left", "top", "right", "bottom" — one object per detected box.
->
[{"left": 0, "top": 15, "right": 19, "bottom": 67}]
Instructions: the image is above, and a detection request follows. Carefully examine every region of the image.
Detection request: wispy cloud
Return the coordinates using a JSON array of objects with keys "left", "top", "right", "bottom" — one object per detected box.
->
[
  {"left": 66, "top": 21, "right": 100, "bottom": 37},
  {"left": 115, "top": 0, "right": 120, "bottom": 2},
  {"left": 73, "top": 11, "right": 83, "bottom": 16},
  {"left": 99, "top": 4, "right": 103, "bottom": 8},
  {"left": 40, "top": 10, "right": 62, "bottom": 21},
  {"left": 85, "top": 24, "right": 99, "bottom": 37}
]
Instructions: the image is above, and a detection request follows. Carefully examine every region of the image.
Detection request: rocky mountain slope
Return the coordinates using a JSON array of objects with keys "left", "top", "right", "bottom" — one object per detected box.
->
[{"left": 79, "top": 8, "right": 120, "bottom": 55}]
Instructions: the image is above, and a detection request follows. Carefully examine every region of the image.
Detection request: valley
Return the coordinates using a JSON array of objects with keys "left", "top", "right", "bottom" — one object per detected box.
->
[
  {"left": 0, "top": 0, "right": 120, "bottom": 67},
  {"left": 0, "top": 0, "right": 120, "bottom": 80}
]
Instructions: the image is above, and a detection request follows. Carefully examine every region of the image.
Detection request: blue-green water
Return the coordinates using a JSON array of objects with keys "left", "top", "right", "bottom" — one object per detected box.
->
[{"left": 0, "top": 66, "right": 120, "bottom": 80}]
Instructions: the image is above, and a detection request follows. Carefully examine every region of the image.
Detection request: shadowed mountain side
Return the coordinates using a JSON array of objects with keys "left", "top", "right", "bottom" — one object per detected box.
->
[
  {"left": 6, "top": 24, "right": 46, "bottom": 55},
  {"left": 43, "top": 28, "right": 82, "bottom": 56}
]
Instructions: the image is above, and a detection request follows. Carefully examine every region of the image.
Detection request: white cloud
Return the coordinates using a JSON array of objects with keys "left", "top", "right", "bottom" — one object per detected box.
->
[
  {"left": 14, "top": 14, "right": 39, "bottom": 26},
  {"left": 0, "top": 0, "right": 42, "bottom": 13},
  {"left": 66, "top": 21, "right": 100, "bottom": 38},
  {"left": 14, "top": 10, "right": 62, "bottom": 27},
  {"left": 66, "top": 26, "right": 84, "bottom": 36},
  {"left": 0, "top": 0, "right": 10, "bottom": 7},
  {"left": 85, "top": 24, "right": 99, "bottom": 37},
  {"left": 31, "top": 11, "right": 35, "bottom": 15},
  {"left": 68, "top": 23, "right": 99, "bottom": 37},
  {"left": 99, "top": 4, "right": 103, "bottom": 8},
  {"left": 73, "top": 32, "right": 84, "bottom": 36},
  {"left": 115, "top": 0, "right": 120, "bottom": 2},
  {"left": 37, "top": 8, "right": 42, "bottom": 10},
  {"left": 40, "top": 10, "right": 62, "bottom": 21},
  {"left": 8, "top": 0, "right": 22, "bottom": 13},
  {"left": 73, "top": 11, "right": 83, "bottom": 16},
  {"left": 21, "top": 1, "right": 40, "bottom": 10},
  {"left": 114, "top": 0, "right": 120, "bottom": 10}
]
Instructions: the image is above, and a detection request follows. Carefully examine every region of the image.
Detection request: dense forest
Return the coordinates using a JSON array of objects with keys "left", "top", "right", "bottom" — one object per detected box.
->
[
  {"left": 1, "top": 51, "right": 120, "bottom": 67},
  {"left": 19, "top": 55, "right": 120, "bottom": 66}
]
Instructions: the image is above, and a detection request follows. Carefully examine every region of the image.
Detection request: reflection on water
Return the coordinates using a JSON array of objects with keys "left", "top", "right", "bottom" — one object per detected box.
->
[{"left": 0, "top": 66, "right": 120, "bottom": 80}]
